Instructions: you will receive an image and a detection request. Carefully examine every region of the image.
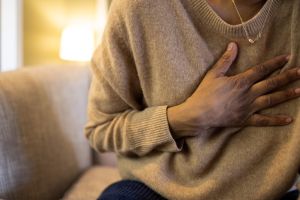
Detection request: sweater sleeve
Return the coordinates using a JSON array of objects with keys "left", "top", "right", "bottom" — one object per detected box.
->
[{"left": 84, "top": 1, "right": 183, "bottom": 157}]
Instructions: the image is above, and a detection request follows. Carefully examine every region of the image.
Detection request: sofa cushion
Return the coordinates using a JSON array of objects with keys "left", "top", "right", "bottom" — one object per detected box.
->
[
  {"left": 93, "top": 152, "right": 117, "bottom": 167},
  {"left": 0, "top": 65, "right": 92, "bottom": 200},
  {"left": 62, "top": 166, "right": 121, "bottom": 200}
]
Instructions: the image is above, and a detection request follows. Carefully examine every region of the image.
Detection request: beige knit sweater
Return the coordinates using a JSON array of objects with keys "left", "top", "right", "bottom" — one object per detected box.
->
[{"left": 85, "top": 0, "right": 300, "bottom": 199}]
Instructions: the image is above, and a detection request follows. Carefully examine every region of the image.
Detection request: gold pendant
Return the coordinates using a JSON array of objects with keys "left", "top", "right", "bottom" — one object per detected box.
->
[{"left": 248, "top": 39, "right": 255, "bottom": 44}]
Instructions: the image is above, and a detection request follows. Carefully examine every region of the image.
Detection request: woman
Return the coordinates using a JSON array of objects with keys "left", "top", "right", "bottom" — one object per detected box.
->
[{"left": 85, "top": 0, "right": 300, "bottom": 199}]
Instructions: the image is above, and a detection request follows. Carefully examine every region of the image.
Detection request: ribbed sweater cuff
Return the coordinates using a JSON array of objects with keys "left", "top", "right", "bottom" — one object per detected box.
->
[{"left": 127, "top": 105, "right": 183, "bottom": 153}]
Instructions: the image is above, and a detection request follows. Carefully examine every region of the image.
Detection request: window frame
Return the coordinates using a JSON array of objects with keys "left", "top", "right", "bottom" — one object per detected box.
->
[{"left": 0, "top": 0, "right": 23, "bottom": 72}]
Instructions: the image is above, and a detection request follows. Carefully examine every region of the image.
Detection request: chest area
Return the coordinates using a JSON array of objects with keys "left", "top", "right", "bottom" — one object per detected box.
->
[{"left": 135, "top": 4, "right": 299, "bottom": 107}]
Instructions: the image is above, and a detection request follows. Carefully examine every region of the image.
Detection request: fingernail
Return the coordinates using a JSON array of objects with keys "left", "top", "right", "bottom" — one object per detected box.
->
[
  {"left": 286, "top": 117, "right": 293, "bottom": 123},
  {"left": 295, "top": 88, "right": 300, "bottom": 94},
  {"left": 297, "top": 69, "right": 300, "bottom": 75},
  {"left": 286, "top": 55, "right": 291, "bottom": 60},
  {"left": 227, "top": 43, "right": 235, "bottom": 51}
]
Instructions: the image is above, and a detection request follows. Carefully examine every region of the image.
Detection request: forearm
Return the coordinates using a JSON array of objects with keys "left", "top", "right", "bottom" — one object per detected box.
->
[
  {"left": 86, "top": 105, "right": 182, "bottom": 156},
  {"left": 85, "top": 77, "right": 183, "bottom": 157}
]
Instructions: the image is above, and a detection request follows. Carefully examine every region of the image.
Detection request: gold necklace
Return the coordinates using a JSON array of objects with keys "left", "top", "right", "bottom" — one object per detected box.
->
[{"left": 231, "top": 0, "right": 273, "bottom": 44}]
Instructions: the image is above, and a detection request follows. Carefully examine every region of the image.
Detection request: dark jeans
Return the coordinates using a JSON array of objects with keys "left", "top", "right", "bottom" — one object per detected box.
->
[
  {"left": 98, "top": 180, "right": 166, "bottom": 200},
  {"left": 98, "top": 180, "right": 299, "bottom": 200},
  {"left": 280, "top": 190, "right": 299, "bottom": 200}
]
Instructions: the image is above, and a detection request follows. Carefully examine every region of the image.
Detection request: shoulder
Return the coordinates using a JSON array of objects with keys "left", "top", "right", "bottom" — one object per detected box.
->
[
  {"left": 109, "top": 0, "right": 172, "bottom": 18},
  {"left": 110, "top": 0, "right": 158, "bottom": 10},
  {"left": 109, "top": 0, "right": 147, "bottom": 14}
]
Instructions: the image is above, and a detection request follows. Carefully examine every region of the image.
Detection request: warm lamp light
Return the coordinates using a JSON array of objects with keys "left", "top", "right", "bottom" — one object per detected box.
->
[{"left": 59, "top": 24, "right": 95, "bottom": 62}]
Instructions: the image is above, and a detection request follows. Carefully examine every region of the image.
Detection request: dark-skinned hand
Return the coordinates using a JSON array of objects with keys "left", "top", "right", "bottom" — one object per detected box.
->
[{"left": 168, "top": 42, "right": 300, "bottom": 139}]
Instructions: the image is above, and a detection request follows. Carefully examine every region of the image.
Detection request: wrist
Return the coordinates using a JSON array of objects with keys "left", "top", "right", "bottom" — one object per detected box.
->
[
  {"left": 167, "top": 103, "right": 197, "bottom": 139},
  {"left": 167, "top": 105, "right": 183, "bottom": 139}
]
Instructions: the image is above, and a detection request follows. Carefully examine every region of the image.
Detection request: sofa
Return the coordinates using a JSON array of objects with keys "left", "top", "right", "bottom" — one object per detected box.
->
[{"left": 0, "top": 65, "right": 120, "bottom": 200}]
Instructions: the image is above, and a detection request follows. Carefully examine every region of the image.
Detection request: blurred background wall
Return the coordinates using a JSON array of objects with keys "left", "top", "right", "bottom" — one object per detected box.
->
[
  {"left": 23, "top": 0, "right": 97, "bottom": 66},
  {"left": 0, "top": 0, "right": 111, "bottom": 71}
]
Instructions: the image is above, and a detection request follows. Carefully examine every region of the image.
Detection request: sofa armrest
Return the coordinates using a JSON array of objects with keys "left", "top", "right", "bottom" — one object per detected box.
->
[{"left": 0, "top": 65, "right": 92, "bottom": 200}]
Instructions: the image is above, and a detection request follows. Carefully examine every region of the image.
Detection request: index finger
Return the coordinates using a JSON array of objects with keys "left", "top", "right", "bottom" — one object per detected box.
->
[{"left": 234, "top": 55, "right": 289, "bottom": 85}]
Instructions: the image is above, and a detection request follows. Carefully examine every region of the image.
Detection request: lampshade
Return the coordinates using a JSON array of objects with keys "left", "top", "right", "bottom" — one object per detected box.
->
[{"left": 59, "top": 24, "right": 95, "bottom": 62}]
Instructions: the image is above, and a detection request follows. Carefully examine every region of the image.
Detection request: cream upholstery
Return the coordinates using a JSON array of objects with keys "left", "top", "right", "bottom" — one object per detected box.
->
[
  {"left": 62, "top": 166, "right": 120, "bottom": 200},
  {"left": 0, "top": 65, "right": 119, "bottom": 200}
]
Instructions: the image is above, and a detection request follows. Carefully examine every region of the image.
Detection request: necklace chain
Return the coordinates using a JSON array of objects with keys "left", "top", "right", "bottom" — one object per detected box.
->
[{"left": 231, "top": 0, "right": 273, "bottom": 44}]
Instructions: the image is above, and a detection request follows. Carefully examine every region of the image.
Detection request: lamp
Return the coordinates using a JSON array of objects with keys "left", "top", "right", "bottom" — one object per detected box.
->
[{"left": 59, "top": 23, "right": 95, "bottom": 62}]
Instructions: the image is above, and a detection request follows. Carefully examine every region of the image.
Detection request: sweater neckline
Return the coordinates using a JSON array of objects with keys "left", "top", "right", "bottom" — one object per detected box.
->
[{"left": 189, "top": 0, "right": 281, "bottom": 38}]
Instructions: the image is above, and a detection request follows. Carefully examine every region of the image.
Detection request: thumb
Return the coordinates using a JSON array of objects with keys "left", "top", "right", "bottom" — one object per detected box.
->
[{"left": 210, "top": 42, "right": 238, "bottom": 78}]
